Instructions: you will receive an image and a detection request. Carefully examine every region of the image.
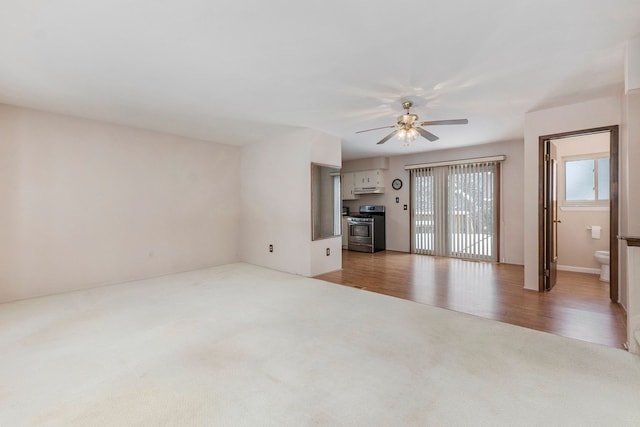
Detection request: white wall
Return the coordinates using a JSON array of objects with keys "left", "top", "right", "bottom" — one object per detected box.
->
[
  {"left": 523, "top": 96, "right": 621, "bottom": 291},
  {"left": 554, "top": 133, "right": 610, "bottom": 271},
  {"left": 240, "top": 128, "right": 341, "bottom": 277},
  {"left": 0, "top": 104, "right": 241, "bottom": 302},
  {"left": 343, "top": 140, "right": 524, "bottom": 265}
]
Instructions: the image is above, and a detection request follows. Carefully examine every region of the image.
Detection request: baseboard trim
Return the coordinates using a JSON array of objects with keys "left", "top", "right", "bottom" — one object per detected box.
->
[{"left": 557, "top": 265, "right": 600, "bottom": 275}]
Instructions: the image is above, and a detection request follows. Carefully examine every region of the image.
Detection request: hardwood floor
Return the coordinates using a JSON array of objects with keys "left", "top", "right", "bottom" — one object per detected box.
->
[{"left": 314, "top": 250, "right": 627, "bottom": 349}]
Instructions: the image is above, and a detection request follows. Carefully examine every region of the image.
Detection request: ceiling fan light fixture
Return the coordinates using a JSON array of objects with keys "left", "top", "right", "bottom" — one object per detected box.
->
[
  {"left": 397, "top": 127, "right": 419, "bottom": 144},
  {"left": 356, "top": 100, "right": 468, "bottom": 146}
]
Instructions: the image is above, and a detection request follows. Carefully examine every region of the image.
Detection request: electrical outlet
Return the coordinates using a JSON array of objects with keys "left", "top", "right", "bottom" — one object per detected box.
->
[
  {"left": 326, "top": 248, "right": 330, "bottom": 256},
  {"left": 403, "top": 204, "right": 408, "bottom": 210},
  {"left": 269, "top": 244, "right": 273, "bottom": 253}
]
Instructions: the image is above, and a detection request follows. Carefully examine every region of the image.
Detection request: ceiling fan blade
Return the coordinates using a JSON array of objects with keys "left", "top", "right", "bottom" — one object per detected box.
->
[
  {"left": 376, "top": 129, "right": 400, "bottom": 145},
  {"left": 416, "top": 127, "right": 439, "bottom": 142},
  {"left": 356, "top": 125, "right": 397, "bottom": 134},
  {"left": 419, "top": 119, "right": 469, "bottom": 126}
]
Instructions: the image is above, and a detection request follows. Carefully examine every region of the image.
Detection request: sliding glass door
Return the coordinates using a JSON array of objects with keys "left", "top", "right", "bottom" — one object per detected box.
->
[{"left": 411, "top": 161, "right": 499, "bottom": 261}]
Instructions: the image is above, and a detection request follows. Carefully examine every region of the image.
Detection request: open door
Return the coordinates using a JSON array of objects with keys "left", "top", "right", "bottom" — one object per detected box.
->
[
  {"left": 542, "top": 139, "right": 558, "bottom": 291},
  {"left": 539, "top": 126, "right": 619, "bottom": 299}
]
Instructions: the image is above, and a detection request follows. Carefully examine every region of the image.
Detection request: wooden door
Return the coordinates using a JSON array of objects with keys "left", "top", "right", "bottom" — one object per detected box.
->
[{"left": 544, "top": 139, "right": 558, "bottom": 290}]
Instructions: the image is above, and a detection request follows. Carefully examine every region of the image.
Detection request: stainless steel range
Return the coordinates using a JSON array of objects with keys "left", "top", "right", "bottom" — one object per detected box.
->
[{"left": 347, "top": 205, "right": 386, "bottom": 253}]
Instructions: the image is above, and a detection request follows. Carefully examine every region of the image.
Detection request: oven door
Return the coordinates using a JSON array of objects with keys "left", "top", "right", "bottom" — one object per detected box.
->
[{"left": 347, "top": 220, "right": 374, "bottom": 252}]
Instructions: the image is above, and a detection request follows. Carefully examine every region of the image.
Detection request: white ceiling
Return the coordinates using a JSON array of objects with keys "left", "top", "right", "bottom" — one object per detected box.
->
[{"left": 1, "top": 1, "right": 639, "bottom": 160}]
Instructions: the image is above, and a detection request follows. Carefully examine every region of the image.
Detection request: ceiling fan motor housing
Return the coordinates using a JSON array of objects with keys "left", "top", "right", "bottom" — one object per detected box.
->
[
  {"left": 356, "top": 100, "right": 467, "bottom": 145},
  {"left": 398, "top": 113, "right": 418, "bottom": 126}
]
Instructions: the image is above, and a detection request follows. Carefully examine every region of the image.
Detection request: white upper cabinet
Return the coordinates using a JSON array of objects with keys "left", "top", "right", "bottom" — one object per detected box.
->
[
  {"left": 341, "top": 172, "right": 360, "bottom": 200},
  {"left": 354, "top": 169, "right": 385, "bottom": 194}
]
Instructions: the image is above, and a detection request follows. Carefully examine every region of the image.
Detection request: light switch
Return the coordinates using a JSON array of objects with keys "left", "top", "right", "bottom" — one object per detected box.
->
[{"left": 403, "top": 204, "right": 408, "bottom": 210}]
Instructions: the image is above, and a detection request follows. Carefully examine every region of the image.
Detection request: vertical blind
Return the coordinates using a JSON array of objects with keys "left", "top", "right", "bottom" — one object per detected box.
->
[
  {"left": 333, "top": 175, "right": 341, "bottom": 236},
  {"left": 411, "top": 161, "right": 499, "bottom": 262}
]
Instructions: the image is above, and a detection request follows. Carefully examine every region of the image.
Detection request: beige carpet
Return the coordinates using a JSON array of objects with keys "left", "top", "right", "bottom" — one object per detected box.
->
[{"left": 1, "top": 263, "right": 639, "bottom": 426}]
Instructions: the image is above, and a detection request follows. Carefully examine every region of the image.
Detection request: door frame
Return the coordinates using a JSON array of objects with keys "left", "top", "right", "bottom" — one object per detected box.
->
[
  {"left": 538, "top": 125, "right": 619, "bottom": 301},
  {"left": 541, "top": 139, "right": 559, "bottom": 291}
]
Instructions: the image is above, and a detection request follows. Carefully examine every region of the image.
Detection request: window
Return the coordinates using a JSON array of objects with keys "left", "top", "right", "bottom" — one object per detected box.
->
[{"left": 564, "top": 155, "right": 609, "bottom": 205}]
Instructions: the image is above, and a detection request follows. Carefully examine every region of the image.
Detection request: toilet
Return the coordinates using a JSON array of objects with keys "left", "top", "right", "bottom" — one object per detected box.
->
[{"left": 594, "top": 250, "right": 610, "bottom": 282}]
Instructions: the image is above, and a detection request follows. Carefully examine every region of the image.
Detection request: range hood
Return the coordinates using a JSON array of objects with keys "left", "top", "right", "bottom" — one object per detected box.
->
[{"left": 353, "top": 186, "right": 385, "bottom": 194}]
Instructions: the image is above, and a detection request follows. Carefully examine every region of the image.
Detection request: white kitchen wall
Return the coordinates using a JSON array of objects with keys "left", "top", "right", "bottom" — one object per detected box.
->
[
  {"left": 0, "top": 104, "right": 241, "bottom": 303},
  {"left": 343, "top": 139, "right": 524, "bottom": 265}
]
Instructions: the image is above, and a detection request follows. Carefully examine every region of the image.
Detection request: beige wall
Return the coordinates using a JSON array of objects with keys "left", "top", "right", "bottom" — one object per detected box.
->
[
  {"left": 240, "top": 128, "right": 342, "bottom": 277},
  {"left": 0, "top": 104, "right": 241, "bottom": 302},
  {"left": 0, "top": 106, "right": 343, "bottom": 302},
  {"left": 557, "top": 210, "right": 609, "bottom": 271},
  {"left": 523, "top": 96, "right": 621, "bottom": 291},
  {"left": 554, "top": 133, "right": 610, "bottom": 271},
  {"left": 343, "top": 140, "right": 524, "bottom": 265},
  {"left": 521, "top": 89, "right": 640, "bottom": 350},
  {"left": 622, "top": 92, "right": 640, "bottom": 238},
  {"left": 309, "top": 133, "right": 344, "bottom": 276},
  {"left": 622, "top": 90, "right": 640, "bottom": 351}
]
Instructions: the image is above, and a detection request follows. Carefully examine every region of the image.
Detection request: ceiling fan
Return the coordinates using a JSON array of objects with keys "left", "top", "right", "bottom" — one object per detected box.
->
[{"left": 356, "top": 101, "right": 468, "bottom": 145}]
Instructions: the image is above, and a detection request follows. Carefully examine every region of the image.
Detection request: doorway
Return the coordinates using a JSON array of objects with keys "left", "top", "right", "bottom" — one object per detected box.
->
[{"left": 538, "top": 126, "right": 619, "bottom": 301}]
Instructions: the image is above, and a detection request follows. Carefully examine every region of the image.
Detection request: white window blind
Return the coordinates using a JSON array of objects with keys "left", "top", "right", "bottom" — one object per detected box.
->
[
  {"left": 411, "top": 161, "right": 499, "bottom": 261},
  {"left": 334, "top": 175, "right": 341, "bottom": 236}
]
